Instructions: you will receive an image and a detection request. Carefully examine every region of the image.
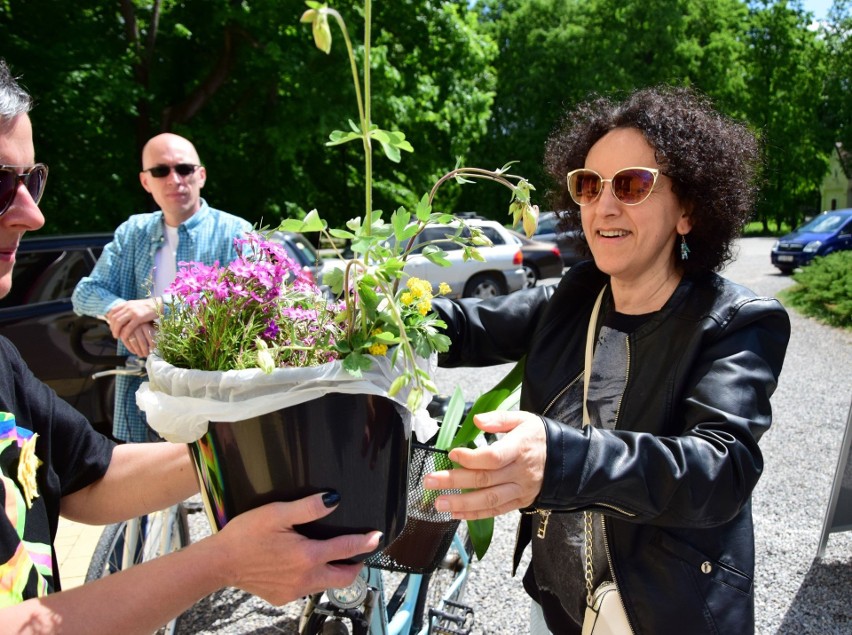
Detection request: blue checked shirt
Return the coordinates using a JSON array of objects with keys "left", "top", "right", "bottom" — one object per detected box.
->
[{"left": 72, "top": 200, "right": 252, "bottom": 442}]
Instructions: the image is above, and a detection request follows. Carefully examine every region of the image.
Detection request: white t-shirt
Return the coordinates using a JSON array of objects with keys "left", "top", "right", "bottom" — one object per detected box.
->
[{"left": 152, "top": 224, "right": 180, "bottom": 299}]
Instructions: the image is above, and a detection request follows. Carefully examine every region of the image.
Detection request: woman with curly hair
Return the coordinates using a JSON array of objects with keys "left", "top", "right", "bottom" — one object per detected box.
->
[{"left": 426, "top": 85, "right": 791, "bottom": 634}]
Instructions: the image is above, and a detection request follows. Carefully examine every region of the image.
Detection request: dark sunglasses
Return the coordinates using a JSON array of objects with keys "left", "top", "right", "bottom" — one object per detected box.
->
[
  {"left": 566, "top": 167, "right": 660, "bottom": 206},
  {"left": 143, "top": 163, "right": 200, "bottom": 178},
  {"left": 0, "top": 164, "right": 49, "bottom": 216}
]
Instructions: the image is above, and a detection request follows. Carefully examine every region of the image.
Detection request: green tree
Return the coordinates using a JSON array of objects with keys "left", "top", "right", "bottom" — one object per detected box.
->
[
  {"left": 823, "top": 0, "right": 852, "bottom": 157},
  {"left": 744, "top": 0, "right": 833, "bottom": 231},
  {"left": 460, "top": 0, "right": 752, "bottom": 216},
  {"left": 0, "top": 0, "right": 496, "bottom": 233}
]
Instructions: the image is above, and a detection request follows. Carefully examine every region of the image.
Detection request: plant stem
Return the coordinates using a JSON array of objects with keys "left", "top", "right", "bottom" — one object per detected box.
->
[
  {"left": 427, "top": 168, "right": 520, "bottom": 207},
  {"left": 363, "top": 0, "right": 373, "bottom": 236},
  {"left": 329, "top": 10, "right": 366, "bottom": 131},
  {"left": 329, "top": 5, "right": 371, "bottom": 236}
]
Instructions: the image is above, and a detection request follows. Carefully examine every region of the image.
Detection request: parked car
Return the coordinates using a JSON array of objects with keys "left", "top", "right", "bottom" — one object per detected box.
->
[
  {"left": 0, "top": 230, "right": 326, "bottom": 440},
  {"left": 0, "top": 234, "right": 119, "bottom": 438},
  {"left": 508, "top": 230, "right": 564, "bottom": 287},
  {"left": 770, "top": 209, "right": 852, "bottom": 274},
  {"left": 328, "top": 218, "right": 524, "bottom": 299},
  {"left": 268, "top": 230, "right": 325, "bottom": 285},
  {"left": 516, "top": 211, "right": 587, "bottom": 266}
]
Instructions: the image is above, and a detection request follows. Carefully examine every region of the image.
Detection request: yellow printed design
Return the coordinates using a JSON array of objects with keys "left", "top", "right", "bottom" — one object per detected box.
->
[
  {"left": 0, "top": 412, "right": 54, "bottom": 605},
  {"left": 17, "top": 434, "right": 41, "bottom": 509}
]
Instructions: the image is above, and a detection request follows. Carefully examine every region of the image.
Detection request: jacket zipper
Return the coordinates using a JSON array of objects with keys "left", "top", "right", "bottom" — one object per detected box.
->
[
  {"left": 601, "top": 335, "right": 633, "bottom": 633},
  {"left": 529, "top": 369, "right": 586, "bottom": 537},
  {"left": 601, "top": 513, "right": 634, "bottom": 634}
]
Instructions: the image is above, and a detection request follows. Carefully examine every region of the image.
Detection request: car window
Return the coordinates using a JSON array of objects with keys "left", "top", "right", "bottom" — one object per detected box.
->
[
  {"left": 536, "top": 216, "right": 559, "bottom": 234},
  {"left": 476, "top": 226, "right": 507, "bottom": 245},
  {"left": 0, "top": 249, "right": 92, "bottom": 308},
  {"left": 410, "top": 227, "right": 464, "bottom": 254},
  {"left": 288, "top": 235, "right": 321, "bottom": 264},
  {"left": 798, "top": 214, "right": 848, "bottom": 233}
]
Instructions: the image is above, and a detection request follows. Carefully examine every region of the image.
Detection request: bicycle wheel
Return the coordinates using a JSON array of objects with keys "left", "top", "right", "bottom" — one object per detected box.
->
[
  {"left": 412, "top": 521, "right": 474, "bottom": 632},
  {"left": 85, "top": 505, "right": 190, "bottom": 634}
]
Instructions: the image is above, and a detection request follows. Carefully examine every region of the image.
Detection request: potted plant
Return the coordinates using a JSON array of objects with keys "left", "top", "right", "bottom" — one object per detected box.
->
[{"left": 137, "top": 0, "right": 538, "bottom": 563}]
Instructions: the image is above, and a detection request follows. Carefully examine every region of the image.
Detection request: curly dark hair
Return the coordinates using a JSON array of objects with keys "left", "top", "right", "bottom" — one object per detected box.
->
[{"left": 544, "top": 85, "right": 761, "bottom": 273}]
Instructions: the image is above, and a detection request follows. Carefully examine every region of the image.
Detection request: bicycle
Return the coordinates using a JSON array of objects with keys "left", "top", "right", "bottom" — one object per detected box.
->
[
  {"left": 297, "top": 440, "right": 476, "bottom": 635},
  {"left": 70, "top": 317, "right": 195, "bottom": 635}
]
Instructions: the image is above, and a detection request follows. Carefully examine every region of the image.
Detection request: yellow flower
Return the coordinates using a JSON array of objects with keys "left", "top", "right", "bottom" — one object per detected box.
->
[
  {"left": 438, "top": 282, "right": 451, "bottom": 296},
  {"left": 406, "top": 277, "right": 433, "bottom": 300},
  {"left": 369, "top": 342, "right": 389, "bottom": 356},
  {"left": 369, "top": 329, "right": 388, "bottom": 356},
  {"left": 417, "top": 299, "right": 431, "bottom": 316},
  {"left": 18, "top": 433, "right": 42, "bottom": 509},
  {"left": 401, "top": 291, "right": 413, "bottom": 305}
]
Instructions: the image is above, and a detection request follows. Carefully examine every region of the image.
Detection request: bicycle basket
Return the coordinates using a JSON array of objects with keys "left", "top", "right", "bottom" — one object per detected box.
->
[{"left": 364, "top": 442, "right": 461, "bottom": 574}]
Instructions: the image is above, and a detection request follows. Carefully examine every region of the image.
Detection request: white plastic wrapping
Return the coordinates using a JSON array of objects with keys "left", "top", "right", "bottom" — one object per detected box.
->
[{"left": 136, "top": 353, "right": 439, "bottom": 444}]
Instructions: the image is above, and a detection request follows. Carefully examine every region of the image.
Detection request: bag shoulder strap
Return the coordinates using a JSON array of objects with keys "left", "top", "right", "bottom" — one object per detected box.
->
[{"left": 583, "top": 285, "right": 607, "bottom": 605}]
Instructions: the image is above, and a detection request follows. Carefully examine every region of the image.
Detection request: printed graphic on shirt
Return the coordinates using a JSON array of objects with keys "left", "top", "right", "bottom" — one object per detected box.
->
[{"left": 0, "top": 412, "right": 53, "bottom": 607}]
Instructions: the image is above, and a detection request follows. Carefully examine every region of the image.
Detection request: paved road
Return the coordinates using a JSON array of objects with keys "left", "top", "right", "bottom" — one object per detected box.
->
[{"left": 182, "top": 238, "right": 852, "bottom": 634}]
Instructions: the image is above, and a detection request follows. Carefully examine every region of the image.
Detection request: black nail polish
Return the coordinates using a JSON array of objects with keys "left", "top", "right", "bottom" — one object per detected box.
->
[{"left": 322, "top": 490, "right": 341, "bottom": 508}]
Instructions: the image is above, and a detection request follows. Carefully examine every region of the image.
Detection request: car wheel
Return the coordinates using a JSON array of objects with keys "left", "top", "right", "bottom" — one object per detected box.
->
[
  {"left": 776, "top": 266, "right": 795, "bottom": 275},
  {"left": 463, "top": 273, "right": 506, "bottom": 299},
  {"left": 522, "top": 263, "right": 539, "bottom": 288}
]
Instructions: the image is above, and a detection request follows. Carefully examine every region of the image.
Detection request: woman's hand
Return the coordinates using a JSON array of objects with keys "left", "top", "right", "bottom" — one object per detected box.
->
[
  {"left": 423, "top": 411, "right": 547, "bottom": 520},
  {"left": 213, "top": 493, "right": 383, "bottom": 605}
]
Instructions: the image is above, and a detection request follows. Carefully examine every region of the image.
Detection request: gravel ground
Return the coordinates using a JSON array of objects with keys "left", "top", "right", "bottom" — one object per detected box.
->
[{"left": 177, "top": 237, "right": 852, "bottom": 634}]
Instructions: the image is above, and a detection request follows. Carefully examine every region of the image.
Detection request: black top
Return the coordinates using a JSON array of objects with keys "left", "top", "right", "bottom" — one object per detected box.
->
[{"left": 0, "top": 335, "right": 114, "bottom": 601}]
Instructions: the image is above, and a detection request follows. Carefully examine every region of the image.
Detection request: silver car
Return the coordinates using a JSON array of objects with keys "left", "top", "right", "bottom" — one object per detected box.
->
[{"left": 398, "top": 219, "right": 526, "bottom": 299}]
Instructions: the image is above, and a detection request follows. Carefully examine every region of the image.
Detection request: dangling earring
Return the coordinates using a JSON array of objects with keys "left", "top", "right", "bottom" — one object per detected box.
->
[{"left": 680, "top": 234, "right": 690, "bottom": 261}]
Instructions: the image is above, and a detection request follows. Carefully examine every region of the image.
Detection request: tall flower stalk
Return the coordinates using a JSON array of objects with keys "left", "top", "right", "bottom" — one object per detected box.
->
[{"left": 295, "top": 2, "right": 538, "bottom": 411}]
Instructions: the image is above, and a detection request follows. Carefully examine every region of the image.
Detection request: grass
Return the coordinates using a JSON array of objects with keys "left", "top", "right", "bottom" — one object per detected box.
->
[{"left": 742, "top": 220, "right": 793, "bottom": 237}]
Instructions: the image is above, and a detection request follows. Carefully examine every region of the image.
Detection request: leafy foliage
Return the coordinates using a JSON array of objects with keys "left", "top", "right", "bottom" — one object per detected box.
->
[
  {"left": 0, "top": 0, "right": 496, "bottom": 234},
  {"left": 781, "top": 250, "right": 852, "bottom": 328},
  {"left": 3, "top": 1, "right": 852, "bottom": 234}
]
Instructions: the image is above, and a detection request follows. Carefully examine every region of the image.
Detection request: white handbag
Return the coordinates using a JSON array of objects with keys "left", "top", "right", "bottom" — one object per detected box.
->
[{"left": 580, "top": 288, "right": 631, "bottom": 635}]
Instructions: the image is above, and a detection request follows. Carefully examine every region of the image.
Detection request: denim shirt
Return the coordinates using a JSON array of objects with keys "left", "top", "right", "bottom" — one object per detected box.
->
[{"left": 71, "top": 200, "right": 251, "bottom": 441}]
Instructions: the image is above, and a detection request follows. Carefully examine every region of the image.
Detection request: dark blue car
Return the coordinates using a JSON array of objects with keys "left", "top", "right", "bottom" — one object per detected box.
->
[{"left": 770, "top": 209, "right": 852, "bottom": 274}]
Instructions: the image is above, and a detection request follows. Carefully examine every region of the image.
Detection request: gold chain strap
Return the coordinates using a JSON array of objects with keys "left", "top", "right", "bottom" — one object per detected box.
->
[
  {"left": 584, "top": 510, "right": 595, "bottom": 606},
  {"left": 582, "top": 287, "right": 607, "bottom": 607}
]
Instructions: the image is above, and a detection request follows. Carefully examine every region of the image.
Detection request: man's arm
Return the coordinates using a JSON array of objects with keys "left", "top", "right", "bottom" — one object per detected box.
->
[
  {"left": 71, "top": 230, "right": 129, "bottom": 320},
  {"left": 73, "top": 225, "right": 160, "bottom": 356}
]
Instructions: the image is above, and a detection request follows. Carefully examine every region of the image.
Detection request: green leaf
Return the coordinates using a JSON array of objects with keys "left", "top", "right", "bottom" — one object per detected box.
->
[
  {"left": 357, "top": 283, "right": 380, "bottom": 317},
  {"left": 373, "top": 330, "right": 397, "bottom": 342},
  {"left": 450, "top": 357, "right": 525, "bottom": 450},
  {"left": 321, "top": 266, "right": 344, "bottom": 294},
  {"left": 467, "top": 517, "right": 494, "bottom": 561},
  {"left": 342, "top": 352, "right": 372, "bottom": 377},
  {"left": 278, "top": 209, "right": 326, "bottom": 233},
  {"left": 378, "top": 140, "right": 402, "bottom": 163},
  {"left": 414, "top": 194, "right": 432, "bottom": 222},
  {"left": 434, "top": 386, "right": 466, "bottom": 451},
  {"left": 391, "top": 207, "right": 411, "bottom": 241},
  {"left": 327, "top": 130, "right": 362, "bottom": 147},
  {"left": 420, "top": 245, "right": 451, "bottom": 267},
  {"left": 329, "top": 228, "right": 356, "bottom": 240}
]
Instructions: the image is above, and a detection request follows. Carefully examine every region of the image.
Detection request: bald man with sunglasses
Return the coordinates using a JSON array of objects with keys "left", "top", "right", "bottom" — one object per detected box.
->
[{"left": 72, "top": 133, "right": 251, "bottom": 442}]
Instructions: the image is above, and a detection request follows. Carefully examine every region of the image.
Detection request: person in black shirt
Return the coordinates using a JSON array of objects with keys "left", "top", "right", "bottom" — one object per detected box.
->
[{"left": 0, "top": 58, "right": 380, "bottom": 633}]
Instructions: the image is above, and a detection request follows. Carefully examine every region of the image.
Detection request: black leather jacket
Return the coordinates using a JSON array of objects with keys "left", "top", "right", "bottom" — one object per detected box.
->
[{"left": 434, "top": 262, "right": 790, "bottom": 635}]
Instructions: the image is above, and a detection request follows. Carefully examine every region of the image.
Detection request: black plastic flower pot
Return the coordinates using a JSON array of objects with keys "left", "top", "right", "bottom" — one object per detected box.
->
[{"left": 187, "top": 392, "right": 411, "bottom": 563}]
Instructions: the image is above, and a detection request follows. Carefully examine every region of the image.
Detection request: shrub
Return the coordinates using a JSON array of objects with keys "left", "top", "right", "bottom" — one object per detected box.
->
[{"left": 780, "top": 251, "right": 852, "bottom": 328}]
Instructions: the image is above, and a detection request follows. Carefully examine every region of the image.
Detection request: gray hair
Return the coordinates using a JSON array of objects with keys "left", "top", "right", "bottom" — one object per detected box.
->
[{"left": 0, "top": 59, "right": 33, "bottom": 123}]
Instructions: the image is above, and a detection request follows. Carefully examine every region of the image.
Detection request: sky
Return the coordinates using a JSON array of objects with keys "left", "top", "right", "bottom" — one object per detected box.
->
[{"left": 801, "top": 0, "right": 832, "bottom": 20}]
